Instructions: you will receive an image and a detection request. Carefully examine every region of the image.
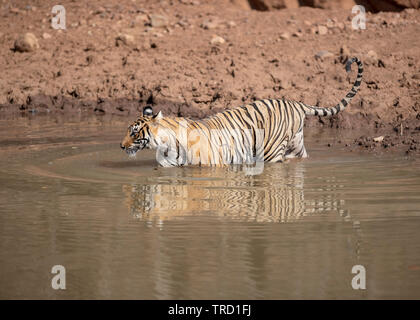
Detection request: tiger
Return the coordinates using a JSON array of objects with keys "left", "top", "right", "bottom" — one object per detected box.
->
[
  {"left": 124, "top": 162, "right": 349, "bottom": 223},
  {"left": 120, "top": 57, "right": 363, "bottom": 166}
]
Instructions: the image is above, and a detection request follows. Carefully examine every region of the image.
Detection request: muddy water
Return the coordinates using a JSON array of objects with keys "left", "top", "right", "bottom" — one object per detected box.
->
[{"left": 0, "top": 116, "right": 420, "bottom": 299}]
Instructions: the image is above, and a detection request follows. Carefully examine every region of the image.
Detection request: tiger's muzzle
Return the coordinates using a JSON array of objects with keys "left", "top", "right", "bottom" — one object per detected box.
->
[{"left": 120, "top": 138, "right": 149, "bottom": 156}]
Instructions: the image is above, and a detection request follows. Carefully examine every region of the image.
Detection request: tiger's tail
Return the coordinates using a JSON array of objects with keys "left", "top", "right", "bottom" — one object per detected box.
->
[{"left": 302, "top": 57, "right": 363, "bottom": 117}]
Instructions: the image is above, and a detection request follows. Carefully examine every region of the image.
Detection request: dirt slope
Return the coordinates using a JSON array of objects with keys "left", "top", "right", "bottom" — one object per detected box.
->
[{"left": 0, "top": 0, "right": 419, "bottom": 154}]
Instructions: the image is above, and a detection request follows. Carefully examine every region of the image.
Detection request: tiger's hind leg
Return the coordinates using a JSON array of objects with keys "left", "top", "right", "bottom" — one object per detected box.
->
[
  {"left": 266, "top": 138, "right": 289, "bottom": 163},
  {"left": 285, "top": 129, "right": 308, "bottom": 159}
]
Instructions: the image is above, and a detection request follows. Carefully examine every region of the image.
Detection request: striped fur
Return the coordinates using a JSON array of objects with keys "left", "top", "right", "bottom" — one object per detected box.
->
[{"left": 121, "top": 57, "right": 363, "bottom": 166}]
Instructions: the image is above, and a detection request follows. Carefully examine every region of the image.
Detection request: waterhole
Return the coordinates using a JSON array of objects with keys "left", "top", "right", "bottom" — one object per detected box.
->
[{"left": 0, "top": 116, "right": 419, "bottom": 299}]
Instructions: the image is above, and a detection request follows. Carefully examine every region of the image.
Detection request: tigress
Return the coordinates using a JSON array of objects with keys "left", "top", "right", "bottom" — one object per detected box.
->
[
  {"left": 120, "top": 57, "right": 363, "bottom": 166},
  {"left": 124, "top": 162, "right": 347, "bottom": 223}
]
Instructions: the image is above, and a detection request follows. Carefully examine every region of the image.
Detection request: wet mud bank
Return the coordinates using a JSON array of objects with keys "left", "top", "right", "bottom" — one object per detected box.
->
[{"left": 1, "top": 1, "right": 419, "bottom": 155}]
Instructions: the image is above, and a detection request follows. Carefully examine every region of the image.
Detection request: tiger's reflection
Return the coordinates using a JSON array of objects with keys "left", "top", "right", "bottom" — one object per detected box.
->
[{"left": 123, "top": 162, "right": 348, "bottom": 223}]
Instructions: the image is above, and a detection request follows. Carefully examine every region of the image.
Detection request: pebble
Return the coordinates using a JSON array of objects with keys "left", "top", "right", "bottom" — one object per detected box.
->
[
  {"left": 10, "top": 7, "right": 20, "bottom": 14},
  {"left": 136, "top": 14, "right": 149, "bottom": 23},
  {"left": 315, "top": 50, "right": 334, "bottom": 60},
  {"left": 14, "top": 33, "right": 39, "bottom": 52},
  {"left": 95, "top": 7, "right": 105, "bottom": 14},
  {"left": 42, "top": 32, "right": 52, "bottom": 39},
  {"left": 339, "top": 45, "right": 350, "bottom": 63},
  {"left": 341, "top": 45, "right": 350, "bottom": 57},
  {"left": 336, "top": 22, "right": 345, "bottom": 30},
  {"left": 180, "top": 0, "right": 200, "bottom": 4},
  {"left": 115, "top": 33, "right": 135, "bottom": 46},
  {"left": 177, "top": 20, "right": 189, "bottom": 28},
  {"left": 201, "top": 19, "right": 219, "bottom": 30},
  {"left": 367, "top": 50, "right": 378, "bottom": 59},
  {"left": 326, "top": 19, "right": 334, "bottom": 28},
  {"left": 210, "top": 35, "right": 225, "bottom": 44},
  {"left": 150, "top": 14, "right": 168, "bottom": 28},
  {"left": 317, "top": 25, "right": 328, "bottom": 35},
  {"left": 373, "top": 136, "right": 384, "bottom": 142},
  {"left": 366, "top": 50, "right": 379, "bottom": 65},
  {"left": 279, "top": 32, "right": 290, "bottom": 40}
]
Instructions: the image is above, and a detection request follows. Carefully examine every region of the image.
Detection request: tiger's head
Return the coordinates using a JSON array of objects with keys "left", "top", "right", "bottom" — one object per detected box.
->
[{"left": 120, "top": 106, "right": 162, "bottom": 156}]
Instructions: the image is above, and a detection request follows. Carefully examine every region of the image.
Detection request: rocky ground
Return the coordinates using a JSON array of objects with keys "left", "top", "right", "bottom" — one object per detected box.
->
[{"left": 0, "top": 0, "right": 419, "bottom": 155}]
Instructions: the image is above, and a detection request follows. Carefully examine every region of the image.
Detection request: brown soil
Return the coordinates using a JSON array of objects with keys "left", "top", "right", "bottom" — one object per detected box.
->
[{"left": 0, "top": 1, "right": 419, "bottom": 155}]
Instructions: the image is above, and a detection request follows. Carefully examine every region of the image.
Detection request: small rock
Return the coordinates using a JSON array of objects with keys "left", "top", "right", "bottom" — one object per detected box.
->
[
  {"left": 279, "top": 32, "right": 290, "bottom": 40},
  {"left": 326, "top": 19, "right": 334, "bottom": 28},
  {"left": 292, "top": 31, "right": 303, "bottom": 38},
  {"left": 317, "top": 25, "right": 328, "bottom": 35},
  {"left": 150, "top": 14, "right": 168, "bottom": 28},
  {"left": 373, "top": 136, "right": 384, "bottom": 142},
  {"left": 367, "top": 50, "right": 378, "bottom": 59},
  {"left": 211, "top": 35, "right": 225, "bottom": 44},
  {"left": 84, "top": 43, "right": 95, "bottom": 51},
  {"left": 86, "top": 55, "right": 94, "bottom": 65},
  {"left": 135, "top": 14, "right": 149, "bottom": 23},
  {"left": 95, "top": 7, "right": 106, "bottom": 14},
  {"left": 116, "top": 33, "right": 135, "bottom": 46},
  {"left": 339, "top": 45, "right": 350, "bottom": 63},
  {"left": 42, "top": 32, "right": 52, "bottom": 39},
  {"left": 341, "top": 45, "right": 350, "bottom": 57},
  {"left": 201, "top": 19, "right": 219, "bottom": 30},
  {"left": 336, "top": 22, "right": 345, "bottom": 30},
  {"left": 180, "top": 0, "right": 200, "bottom": 4},
  {"left": 366, "top": 50, "right": 379, "bottom": 65},
  {"left": 14, "top": 33, "right": 39, "bottom": 52},
  {"left": 315, "top": 50, "right": 334, "bottom": 60},
  {"left": 10, "top": 7, "right": 20, "bottom": 14},
  {"left": 177, "top": 20, "right": 189, "bottom": 28}
]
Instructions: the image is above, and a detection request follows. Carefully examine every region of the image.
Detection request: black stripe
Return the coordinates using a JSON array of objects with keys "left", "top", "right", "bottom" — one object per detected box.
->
[{"left": 252, "top": 103, "right": 265, "bottom": 128}]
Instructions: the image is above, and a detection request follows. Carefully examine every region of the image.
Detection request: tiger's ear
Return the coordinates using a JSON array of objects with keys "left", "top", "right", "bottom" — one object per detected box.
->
[
  {"left": 143, "top": 106, "right": 153, "bottom": 117},
  {"left": 153, "top": 111, "right": 163, "bottom": 120}
]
